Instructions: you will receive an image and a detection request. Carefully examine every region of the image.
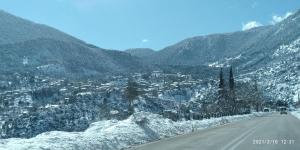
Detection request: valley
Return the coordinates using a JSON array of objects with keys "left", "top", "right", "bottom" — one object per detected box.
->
[{"left": 0, "top": 7, "right": 299, "bottom": 150}]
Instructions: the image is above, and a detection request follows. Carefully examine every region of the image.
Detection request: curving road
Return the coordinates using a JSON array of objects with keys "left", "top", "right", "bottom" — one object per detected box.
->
[{"left": 129, "top": 113, "right": 300, "bottom": 150}]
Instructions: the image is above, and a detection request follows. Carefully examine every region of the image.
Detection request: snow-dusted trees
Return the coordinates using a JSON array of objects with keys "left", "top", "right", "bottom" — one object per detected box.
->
[
  {"left": 217, "top": 66, "right": 237, "bottom": 115},
  {"left": 218, "top": 68, "right": 225, "bottom": 97},
  {"left": 218, "top": 68, "right": 226, "bottom": 114},
  {"left": 229, "top": 66, "right": 236, "bottom": 115},
  {"left": 125, "top": 78, "right": 139, "bottom": 115},
  {"left": 253, "top": 78, "right": 262, "bottom": 111},
  {"left": 233, "top": 76, "right": 265, "bottom": 113},
  {"left": 102, "top": 96, "right": 110, "bottom": 119}
]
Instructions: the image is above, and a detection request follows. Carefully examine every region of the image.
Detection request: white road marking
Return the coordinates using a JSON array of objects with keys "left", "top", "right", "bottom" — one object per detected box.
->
[
  {"left": 220, "top": 121, "right": 263, "bottom": 150},
  {"left": 228, "top": 129, "right": 256, "bottom": 150}
]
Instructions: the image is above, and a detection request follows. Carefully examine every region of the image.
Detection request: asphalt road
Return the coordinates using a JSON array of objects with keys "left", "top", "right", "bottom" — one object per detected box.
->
[{"left": 129, "top": 113, "right": 300, "bottom": 150}]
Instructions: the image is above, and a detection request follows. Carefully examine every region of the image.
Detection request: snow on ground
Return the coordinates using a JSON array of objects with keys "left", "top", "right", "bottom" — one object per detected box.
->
[
  {"left": 291, "top": 109, "right": 300, "bottom": 120},
  {"left": 0, "top": 112, "right": 264, "bottom": 150}
]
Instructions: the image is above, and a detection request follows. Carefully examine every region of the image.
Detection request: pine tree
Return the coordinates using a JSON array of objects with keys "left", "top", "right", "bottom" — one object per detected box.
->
[
  {"left": 219, "top": 68, "right": 224, "bottom": 92},
  {"left": 218, "top": 68, "right": 226, "bottom": 114},
  {"left": 102, "top": 91, "right": 110, "bottom": 119},
  {"left": 229, "top": 66, "right": 236, "bottom": 114},
  {"left": 253, "top": 77, "right": 261, "bottom": 112},
  {"left": 229, "top": 67, "right": 234, "bottom": 91}
]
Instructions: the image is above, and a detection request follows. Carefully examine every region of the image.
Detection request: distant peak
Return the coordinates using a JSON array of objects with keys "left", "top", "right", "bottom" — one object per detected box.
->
[
  {"left": 294, "top": 9, "right": 300, "bottom": 16},
  {"left": 285, "top": 9, "right": 300, "bottom": 21}
]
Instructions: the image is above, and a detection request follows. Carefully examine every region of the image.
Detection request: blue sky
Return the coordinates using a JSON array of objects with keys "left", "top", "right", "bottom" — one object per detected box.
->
[{"left": 0, "top": 0, "right": 300, "bottom": 50}]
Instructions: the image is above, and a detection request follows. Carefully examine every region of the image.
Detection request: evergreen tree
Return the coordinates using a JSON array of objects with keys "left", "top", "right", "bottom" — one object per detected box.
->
[
  {"left": 253, "top": 77, "right": 262, "bottom": 112},
  {"left": 218, "top": 68, "right": 226, "bottom": 114},
  {"left": 229, "top": 67, "right": 234, "bottom": 91},
  {"left": 229, "top": 66, "right": 236, "bottom": 114},
  {"left": 219, "top": 68, "right": 224, "bottom": 92},
  {"left": 125, "top": 77, "right": 139, "bottom": 115},
  {"left": 102, "top": 91, "right": 110, "bottom": 119}
]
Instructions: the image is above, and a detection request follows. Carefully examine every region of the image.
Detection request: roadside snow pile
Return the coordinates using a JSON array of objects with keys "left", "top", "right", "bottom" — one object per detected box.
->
[
  {"left": 291, "top": 109, "right": 300, "bottom": 120},
  {"left": 0, "top": 112, "right": 264, "bottom": 150}
]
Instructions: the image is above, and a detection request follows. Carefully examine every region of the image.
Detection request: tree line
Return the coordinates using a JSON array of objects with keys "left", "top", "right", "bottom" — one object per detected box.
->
[{"left": 124, "top": 67, "right": 269, "bottom": 119}]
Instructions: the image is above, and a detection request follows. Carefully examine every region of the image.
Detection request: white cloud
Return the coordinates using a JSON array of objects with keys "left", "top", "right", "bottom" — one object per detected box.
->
[
  {"left": 142, "top": 39, "right": 149, "bottom": 43},
  {"left": 242, "top": 21, "right": 262, "bottom": 31},
  {"left": 271, "top": 12, "right": 293, "bottom": 24}
]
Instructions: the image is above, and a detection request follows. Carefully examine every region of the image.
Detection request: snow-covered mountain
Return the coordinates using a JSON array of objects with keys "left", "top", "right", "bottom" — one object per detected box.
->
[
  {"left": 0, "top": 10, "right": 147, "bottom": 76},
  {"left": 241, "top": 37, "right": 300, "bottom": 102},
  {"left": 0, "top": 8, "right": 299, "bottom": 150},
  {"left": 141, "top": 10, "right": 300, "bottom": 70},
  {"left": 0, "top": 10, "right": 83, "bottom": 45},
  {"left": 1, "top": 8, "right": 299, "bottom": 81},
  {"left": 139, "top": 9, "right": 300, "bottom": 102}
]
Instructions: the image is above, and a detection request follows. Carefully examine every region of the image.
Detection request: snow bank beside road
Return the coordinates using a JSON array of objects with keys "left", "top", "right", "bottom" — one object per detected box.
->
[
  {"left": 0, "top": 112, "right": 264, "bottom": 150},
  {"left": 291, "top": 109, "right": 300, "bottom": 120}
]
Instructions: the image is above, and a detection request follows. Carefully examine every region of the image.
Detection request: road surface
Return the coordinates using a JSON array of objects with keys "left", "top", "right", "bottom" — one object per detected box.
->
[{"left": 129, "top": 113, "right": 300, "bottom": 150}]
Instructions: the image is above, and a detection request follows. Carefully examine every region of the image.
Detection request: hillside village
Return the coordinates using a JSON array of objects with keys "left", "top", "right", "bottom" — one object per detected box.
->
[
  {"left": 0, "top": 4, "right": 300, "bottom": 150},
  {"left": 0, "top": 71, "right": 208, "bottom": 138},
  {"left": 0, "top": 68, "right": 289, "bottom": 139}
]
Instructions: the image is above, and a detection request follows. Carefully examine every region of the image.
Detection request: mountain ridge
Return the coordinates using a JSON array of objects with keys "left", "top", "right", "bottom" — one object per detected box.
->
[
  {"left": 0, "top": 9, "right": 300, "bottom": 79},
  {"left": 130, "top": 9, "right": 300, "bottom": 70},
  {"left": 0, "top": 10, "right": 147, "bottom": 77}
]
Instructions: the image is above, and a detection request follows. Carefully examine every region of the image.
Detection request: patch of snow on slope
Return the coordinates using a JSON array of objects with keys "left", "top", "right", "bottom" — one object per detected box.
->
[
  {"left": 208, "top": 61, "right": 223, "bottom": 67},
  {"left": 273, "top": 38, "right": 300, "bottom": 57},
  {"left": 239, "top": 36, "right": 300, "bottom": 102},
  {"left": 0, "top": 112, "right": 264, "bottom": 150},
  {"left": 225, "top": 54, "right": 242, "bottom": 61},
  {"left": 207, "top": 61, "right": 228, "bottom": 68},
  {"left": 208, "top": 54, "right": 242, "bottom": 68}
]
